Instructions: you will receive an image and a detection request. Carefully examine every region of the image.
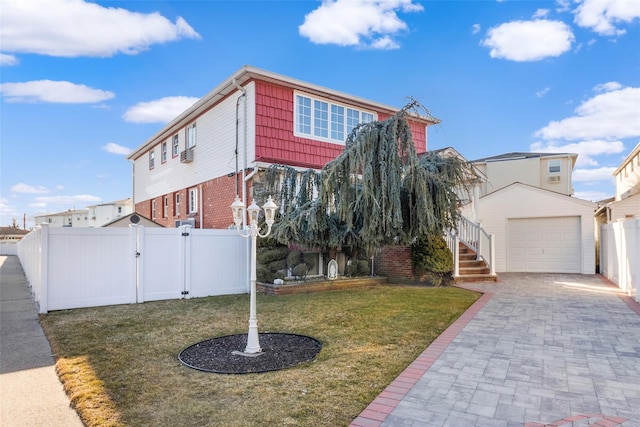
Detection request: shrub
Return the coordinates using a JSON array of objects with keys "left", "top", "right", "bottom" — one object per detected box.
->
[{"left": 411, "top": 234, "right": 453, "bottom": 286}]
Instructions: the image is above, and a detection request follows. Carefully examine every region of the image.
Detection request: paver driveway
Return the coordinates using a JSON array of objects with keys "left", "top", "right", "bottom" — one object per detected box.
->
[{"left": 352, "top": 273, "right": 640, "bottom": 427}]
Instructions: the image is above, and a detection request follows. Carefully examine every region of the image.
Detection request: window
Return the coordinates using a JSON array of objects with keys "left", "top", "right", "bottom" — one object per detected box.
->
[
  {"left": 149, "top": 149, "right": 155, "bottom": 169},
  {"left": 188, "top": 188, "right": 198, "bottom": 213},
  {"left": 172, "top": 134, "right": 179, "bottom": 157},
  {"left": 161, "top": 141, "right": 167, "bottom": 163},
  {"left": 331, "top": 105, "right": 344, "bottom": 141},
  {"left": 313, "top": 100, "right": 328, "bottom": 138},
  {"left": 163, "top": 196, "right": 168, "bottom": 218},
  {"left": 296, "top": 95, "right": 311, "bottom": 134},
  {"left": 294, "top": 92, "right": 375, "bottom": 144},
  {"left": 186, "top": 123, "right": 197, "bottom": 148},
  {"left": 151, "top": 200, "right": 156, "bottom": 220},
  {"left": 174, "top": 193, "right": 180, "bottom": 216},
  {"left": 548, "top": 160, "right": 561, "bottom": 174},
  {"left": 117, "top": 207, "right": 122, "bottom": 214}
]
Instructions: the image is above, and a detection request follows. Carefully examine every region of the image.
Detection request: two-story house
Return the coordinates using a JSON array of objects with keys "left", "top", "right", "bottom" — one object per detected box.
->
[
  {"left": 126, "top": 65, "right": 436, "bottom": 230},
  {"left": 462, "top": 152, "right": 596, "bottom": 274},
  {"left": 606, "top": 142, "right": 640, "bottom": 221},
  {"left": 34, "top": 199, "right": 133, "bottom": 227}
]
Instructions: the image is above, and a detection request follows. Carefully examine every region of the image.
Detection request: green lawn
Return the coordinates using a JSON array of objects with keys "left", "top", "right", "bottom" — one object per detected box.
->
[{"left": 40, "top": 285, "right": 479, "bottom": 427}]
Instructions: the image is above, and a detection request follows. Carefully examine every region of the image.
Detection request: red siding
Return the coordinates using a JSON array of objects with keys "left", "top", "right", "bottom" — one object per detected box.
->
[{"left": 254, "top": 81, "right": 428, "bottom": 170}]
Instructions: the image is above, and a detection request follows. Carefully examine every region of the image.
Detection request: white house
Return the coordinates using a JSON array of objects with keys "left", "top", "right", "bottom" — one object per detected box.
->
[
  {"left": 34, "top": 198, "right": 132, "bottom": 227},
  {"left": 463, "top": 152, "right": 596, "bottom": 274},
  {"left": 600, "top": 142, "right": 640, "bottom": 222}
]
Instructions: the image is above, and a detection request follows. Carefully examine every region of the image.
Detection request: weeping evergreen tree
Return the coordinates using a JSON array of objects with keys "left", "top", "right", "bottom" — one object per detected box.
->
[{"left": 254, "top": 99, "right": 477, "bottom": 259}]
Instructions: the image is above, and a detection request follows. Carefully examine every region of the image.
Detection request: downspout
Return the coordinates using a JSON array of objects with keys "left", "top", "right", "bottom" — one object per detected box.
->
[
  {"left": 199, "top": 184, "right": 203, "bottom": 229},
  {"left": 233, "top": 79, "right": 248, "bottom": 223}
]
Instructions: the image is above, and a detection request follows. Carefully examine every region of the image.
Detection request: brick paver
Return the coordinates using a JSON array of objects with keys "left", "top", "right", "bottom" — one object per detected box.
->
[{"left": 351, "top": 274, "right": 640, "bottom": 427}]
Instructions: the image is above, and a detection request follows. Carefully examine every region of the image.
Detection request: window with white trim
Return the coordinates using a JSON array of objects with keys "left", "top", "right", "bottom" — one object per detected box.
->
[
  {"left": 188, "top": 187, "right": 198, "bottom": 213},
  {"left": 172, "top": 134, "right": 179, "bottom": 157},
  {"left": 294, "top": 92, "right": 375, "bottom": 144},
  {"left": 174, "top": 193, "right": 180, "bottom": 216},
  {"left": 186, "top": 123, "right": 197, "bottom": 148},
  {"left": 161, "top": 141, "right": 167, "bottom": 163},
  {"left": 149, "top": 149, "right": 155, "bottom": 169},
  {"left": 163, "top": 196, "right": 168, "bottom": 218},
  {"left": 548, "top": 160, "right": 561, "bottom": 174},
  {"left": 151, "top": 199, "right": 156, "bottom": 220}
]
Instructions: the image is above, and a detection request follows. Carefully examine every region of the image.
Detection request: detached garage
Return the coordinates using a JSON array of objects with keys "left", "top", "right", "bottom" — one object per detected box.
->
[{"left": 474, "top": 183, "right": 596, "bottom": 274}]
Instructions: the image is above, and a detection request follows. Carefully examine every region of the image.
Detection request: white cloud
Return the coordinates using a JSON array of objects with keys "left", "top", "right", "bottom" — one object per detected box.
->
[
  {"left": 0, "top": 0, "right": 200, "bottom": 58},
  {"left": 0, "top": 80, "right": 115, "bottom": 103},
  {"left": 573, "top": 190, "right": 612, "bottom": 202},
  {"left": 481, "top": 19, "right": 574, "bottom": 61},
  {"left": 299, "top": 0, "right": 423, "bottom": 49},
  {"left": 10, "top": 183, "right": 51, "bottom": 194},
  {"left": 533, "top": 9, "right": 550, "bottom": 19},
  {"left": 593, "top": 81, "right": 623, "bottom": 93},
  {"left": 534, "top": 85, "right": 640, "bottom": 141},
  {"left": 0, "top": 53, "right": 19, "bottom": 66},
  {"left": 102, "top": 143, "right": 132, "bottom": 156},
  {"left": 530, "top": 140, "right": 625, "bottom": 166},
  {"left": 572, "top": 166, "right": 617, "bottom": 182},
  {"left": 472, "top": 24, "right": 481, "bottom": 34},
  {"left": 536, "top": 87, "right": 551, "bottom": 98},
  {"left": 556, "top": 0, "right": 571, "bottom": 13},
  {"left": 573, "top": 0, "right": 640, "bottom": 36},
  {"left": 34, "top": 195, "right": 102, "bottom": 206},
  {"left": 0, "top": 198, "right": 19, "bottom": 224},
  {"left": 123, "top": 96, "right": 199, "bottom": 124}
]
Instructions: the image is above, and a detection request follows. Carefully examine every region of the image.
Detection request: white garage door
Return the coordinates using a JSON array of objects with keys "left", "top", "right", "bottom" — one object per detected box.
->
[{"left": 508, "top": 216, "right": 581, "bottom": 273}]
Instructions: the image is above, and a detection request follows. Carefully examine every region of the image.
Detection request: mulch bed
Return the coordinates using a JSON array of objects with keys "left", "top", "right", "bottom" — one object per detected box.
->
[{"left": 178, "top": 333, "right": 322, "bottom": 374}]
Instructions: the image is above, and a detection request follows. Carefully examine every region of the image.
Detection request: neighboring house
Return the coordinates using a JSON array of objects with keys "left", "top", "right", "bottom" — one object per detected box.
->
[
  {"left": 35, "top": 209, "right": 89, "bottom": 227},
  {"left": 471, "top": 152, "right": 576, "bottom": 197},
  {"left": 126, "top": 65, "right": 436, "bottom": 230},
  {"left": 596, "top": 142, "right": 640, "bottom": 223},
  {"left": 0, "top": 226, "right": 30, "bottom": 243},
  {"left": 462, "top": 152, "right": 596, "bottom": 274},
  {"left": 102, "top": 212, "right": 162, "bottom": 228},
  {"left": 34, "top": 198, "right": 133, "bottom": 227},
  {"left": 87, "top": 198, "right": 133, "bottom": 227}
]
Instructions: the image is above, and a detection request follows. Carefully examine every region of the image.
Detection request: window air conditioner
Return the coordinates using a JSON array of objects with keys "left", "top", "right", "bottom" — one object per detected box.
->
[
  {"left": 548, "top": 175, "right": 561, "bottom": 184},
  {"left": 180, "top": 149, "right": 194, "bottom": 163},
  {"left": 175, "top": 219, "right": 195, "bottom": 228}
]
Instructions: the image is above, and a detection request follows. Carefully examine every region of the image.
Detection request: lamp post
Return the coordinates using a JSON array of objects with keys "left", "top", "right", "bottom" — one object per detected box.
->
[{"left": 230, "top": 194, "right": 278, "bottom": 354}]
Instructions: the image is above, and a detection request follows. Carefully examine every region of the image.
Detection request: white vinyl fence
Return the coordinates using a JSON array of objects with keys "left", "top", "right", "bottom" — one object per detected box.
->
[
  {"left": 600, "top": 218, "right": 640, "bottom": 302},
  {"left": 0, "top": 243, "right": 18, "bottom": 256},
  {"left": 17, "top": 224, "right": 249, "bottom": 313}
]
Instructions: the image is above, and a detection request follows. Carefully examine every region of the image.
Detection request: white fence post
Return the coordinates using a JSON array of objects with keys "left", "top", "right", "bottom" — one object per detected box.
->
[
  {"left": 38, "top": 223, "right": 49, "bottom": 314},
  {"left": 181, "top": 225, "right": 192, "bottom": 299},
  {"left": 137, "top": 225, "right": 145, "bottom": 303},
  {"left": 489, "top": 234, "right": 496, "bottom": 277}
]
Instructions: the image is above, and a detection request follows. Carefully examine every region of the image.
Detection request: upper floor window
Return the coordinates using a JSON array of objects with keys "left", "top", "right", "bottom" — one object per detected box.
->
[
  {"left": 548, "top": 160, "right": 561, "bottom": 174},
  {"left": 186, "top": 123, "right": 197, "bottom": 149},
  {"left": 149, "top": 149, "right": 155, "bottom": 169},
  {"left": 161, "top": 141, "right": 167, "bottom": 163},
  {"left": 294, "top": 92, "right": 375, "bottom": 144},
  {"left": 172, "top": 134, "right": 179, "bottom": 157},
  {"left": 188, "top": 187, "right": 198, "bottom": 213}
]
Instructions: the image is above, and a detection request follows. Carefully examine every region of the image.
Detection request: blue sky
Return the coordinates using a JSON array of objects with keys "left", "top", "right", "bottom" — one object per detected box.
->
[{"left": 1, "top": 0, "right": 639, "bottom": 228}]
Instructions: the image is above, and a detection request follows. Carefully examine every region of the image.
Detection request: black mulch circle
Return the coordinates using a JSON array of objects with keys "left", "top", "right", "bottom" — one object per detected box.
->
[{"left": 178, "top": 333, "right": 322, "bottom": 374}]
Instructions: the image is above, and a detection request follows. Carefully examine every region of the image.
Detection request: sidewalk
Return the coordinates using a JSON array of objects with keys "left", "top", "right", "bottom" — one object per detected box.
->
[
  {"left": 0, "top": 256, "right": 84, "bottom": 427},
  {"left": 352, "top": 273, "right": 640, "bottom": 427}
]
